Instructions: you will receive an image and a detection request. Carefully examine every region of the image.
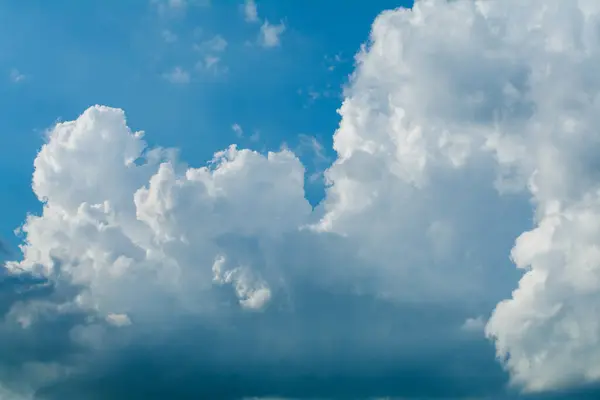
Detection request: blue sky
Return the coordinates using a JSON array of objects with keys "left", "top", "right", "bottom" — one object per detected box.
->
[{"left": 0, "top": 0, "right": 408, "bottom": 250}]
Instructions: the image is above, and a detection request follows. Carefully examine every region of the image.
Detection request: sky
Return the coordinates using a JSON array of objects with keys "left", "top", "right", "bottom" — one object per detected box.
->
[
  {"left": 3, "top": 0, "right": 600, "bottom": 399},
  {"left": 0, "top": 0, "right": 404, "bottom": 251}
]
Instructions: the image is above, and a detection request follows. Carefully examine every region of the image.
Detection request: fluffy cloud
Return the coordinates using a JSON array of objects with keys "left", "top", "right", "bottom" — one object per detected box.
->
[
  {"left": 243, "top": 0, "right": 259, "bottom": 23},
  {"left": 332, "top": 0, "right": 600, "bottom": 394},
  {"left": 259, "top": 21, "right": 285, "bottom": 48},
  {"left": 3, "top": 104, "right": 507, "bottom": 399},
  {"left": 4, "top": 0, "right": 600, "bottom": 399}
]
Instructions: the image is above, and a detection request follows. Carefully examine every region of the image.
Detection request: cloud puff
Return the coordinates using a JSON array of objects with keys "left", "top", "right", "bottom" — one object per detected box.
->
[
  {"left": 195, "top": 34, "right": 228, "bottom": 53},
  {"left": 243, "top": 0, "right": 259, "bottom": 23},
  {"left": 9, "top": 69, "right": 26, "bottom": 84},
  {"left": 259, "top": 21, "right": 285, "bottom": 48},
  {"left": 5, "top": 0, "right": 600, "bottom": 399},
  {"left": 162, "top": 66, "right": 191, "bottom": 84},
  {"left": 232, "top": 123, "right": 244, "bottom": 137}
]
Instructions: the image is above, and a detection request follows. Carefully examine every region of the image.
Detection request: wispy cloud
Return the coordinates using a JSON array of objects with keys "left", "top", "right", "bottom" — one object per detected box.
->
[
  {"left": 295, "top": 134, "right": 330, "bottom": 183},
  {"left": 242, "top": 0, "right": 259, "bottom": 23},
  {"left": 168, "top": 0, "right": 186, "bottom": 9},
  {"left": 9, "top": 69, "right": 26, "bottom": 83},
  {"left": 325, "top": 53, "right": 346, "bottom": 71},
  {"left": 193, "top": 34, "right": 228, "bottom": 76},
  {"left": 195, "top": 34, "right": 228, "bottom": 53},
  {"left": 161, "top": 29, "right": 178, "bottom": 43},
  {"left": 232, "top": 123, "right": 244, "bottom": 137},
  {"left": 162, "top": 67, "right": 190, "bottom": 84},
  {"left": 152, "top": 0, "right": 209, "bottom": 17}
]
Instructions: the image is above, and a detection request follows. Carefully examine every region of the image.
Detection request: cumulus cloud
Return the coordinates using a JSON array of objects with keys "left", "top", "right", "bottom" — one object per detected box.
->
[
  {"left": 259, "top": 21, "right": 285, "bottom": 48},
  {"left": 242, "top": 1, "right": 285, "bottom": 48},
  {"left": 5, "top": 0, "right": 600, "bottom": 399},
  {"left": 0, "top": 105, "right": 508, "bottom": 399},
  {"left": 243, "top": 0, "right": 259, "bottom": 23}
]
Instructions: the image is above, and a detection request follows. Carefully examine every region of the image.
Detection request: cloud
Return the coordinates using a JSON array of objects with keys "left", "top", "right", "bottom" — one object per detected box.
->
[
  {"left": 161, "top": 29, "right": 178, "bottom": 43},
  {"left": 195, "top": 34, "right": 228, "bottom": 53},
  {"left": 461, "top": 316, "right": 486, "bottom": 334},
  {"left": 243, "top": 0, "right": 259, "bottom": 23},
  {"left": 232, "top": 123, "right": 244, "bottom": 137},
  {"left": 325, "top": 53, "right": 346, "bottom": 72},
  {"left": 193, "top": 35, "right": 228, "bottom": 75},
  {"left": 5, "top": 0, "right": 600, "bottom": 399},
  {"left": 152, "top": 0, "right": 187, "bottom": 17},
  {"left": 0, "top": 102, "right": 511, "bottom": 398},
  {"left": 242, "top": 1, "right": 285, "bottom": 48},
  {"left": 294, "top": 135, "right": 330, "bottom": 184},
  {"left": 195, "top": 56, "right": 228, "bottom": 76},
  {"left": 152, "top": 0, "right": 209, "bottom": 17},
  {"left": 9, "top": 69, "right": 26, "bottom": 83},
  {"left": 259, "top": 21, "right": 285, "bottom": 48},
  {"left": 296, "top": 135, "right": 328, "bottom": 163},
  {"left": 162, "top": 66, "right": 190, "bottom": 84}
]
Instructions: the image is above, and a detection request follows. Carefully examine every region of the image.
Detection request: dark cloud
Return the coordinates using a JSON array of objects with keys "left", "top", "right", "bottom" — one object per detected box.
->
[{"left": 34, "top": 287, "right": 507, "bottom": 400}]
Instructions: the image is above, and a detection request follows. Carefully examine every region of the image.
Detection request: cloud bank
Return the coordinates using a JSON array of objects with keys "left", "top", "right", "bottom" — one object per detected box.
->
[{"left": 3, "top": 0, "right": 600, "bottom": 398}]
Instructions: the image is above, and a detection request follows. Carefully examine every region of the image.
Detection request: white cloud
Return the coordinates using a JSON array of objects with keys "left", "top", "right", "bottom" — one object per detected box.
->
[
  {"left": 319, "top": 0, "right": 600, "bottom": 394},
  {"left": 297, "top": 135, "right": 327, "bottom": 163},
  {"left": 105, "top": 313, "right": 132, "bottom": 327},
  {"left": 241, "top": 2, "right": 285, "bottom": 48},
  {"left": 203, "top": 55, "right": 220, "bottom": 69},
  {"left": 333, "top": 0, "right": 600, "bottom": 394},
  {"left": 161, "top": 29, "right": 178, "bottom": 43},
  {"left": 325, "top": 53, "right": 345, "bottom": 72},
  {"left": 232, "top": 123, "right": 243, "bottom": 137},
  {"left": 212, "top": 255, "right": 271, "bottom": 310},
  {"left": 152, "top": 0, "right": 209, "bottom": 17},
  {"left": 9, "top": 69, "right": 26, "bottom": 83},
  {"left": 259, "top": 20, "right": 285, "bottom": 48},
  {"left": 193, "top": 35, "right": 228, "bottom": 75},
  {"left": 152, "top": 0, "right": 186, "bottom": 16},
  {"left": 461, "top": 316, "right": 486, "bottom": 334},
  {"left": 243, "top": 0, "right": 259, "bottom": 23},
  {"left": 162, "top": 66, "right": 190, "bottom": 84},
  {"left": 195, "top": 34, "right": 228, "bottom": 53},
  {"left": 0, "top": 99, "right": 508, "bottom": 397},
  {"left": 6, "top": 105, "right": 311, "bottom": 318},
  {"left": 195, "top": 56, "right": 227, "bottom": 75}
]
